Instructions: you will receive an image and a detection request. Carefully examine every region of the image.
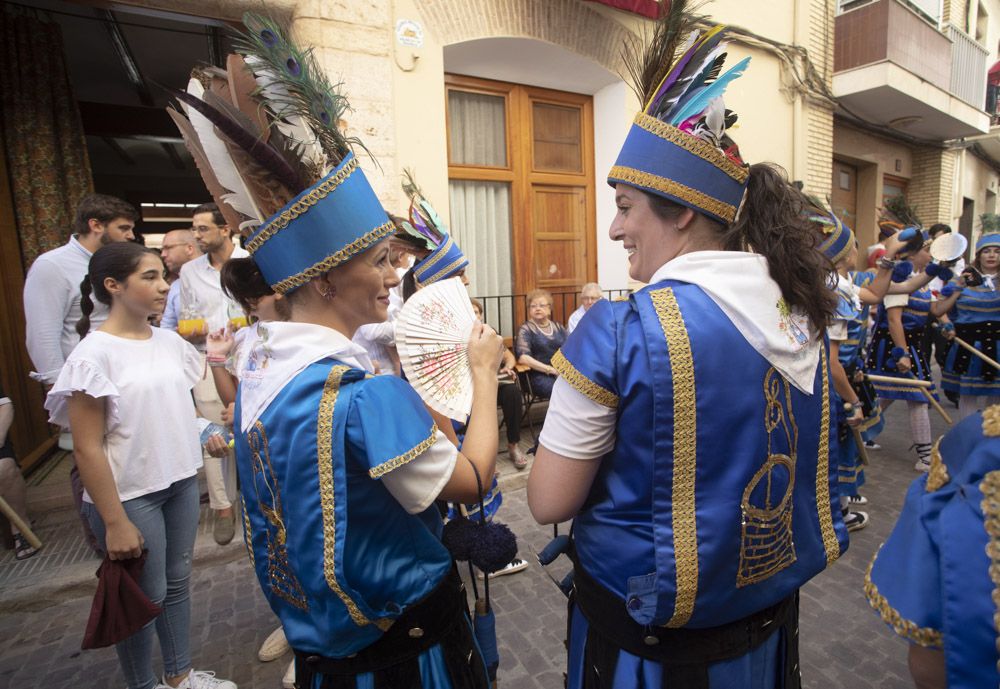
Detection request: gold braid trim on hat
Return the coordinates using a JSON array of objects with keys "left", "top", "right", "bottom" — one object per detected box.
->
[
  {"left": 272, "top": 221, "right": 395, "bottom": 294},
  {"left": 415, "top": 255, "right": 468, "bottom": 289},
  {"left": 633, "top": 113, "right": 749, "bottom": 183},
  {"left": 608, "top": 166, "right": 737, "bottom": 223},
  {"left": 247, "top": 156, "right": 360, "bottom": 254},
  {"left": 864, "top": 546, "right": 943, "bottom": 648}
]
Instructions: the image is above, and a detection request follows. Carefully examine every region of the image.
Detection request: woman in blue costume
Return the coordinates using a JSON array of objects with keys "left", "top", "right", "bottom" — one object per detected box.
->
[
  {"left": 168, "top": 16, "right": 504, "bottom": 689},
  {"left": 527, "top": 8, "right": 849, "bottom": 688},
  {"left": 866, "top": 405, "right": 1000, "bottom": 689},
  {"left": 865, "top": 232, "right": 955, "bottom": 471},
  {"left": 941, "top": 232, "right": 1000, "bottom": 420}
]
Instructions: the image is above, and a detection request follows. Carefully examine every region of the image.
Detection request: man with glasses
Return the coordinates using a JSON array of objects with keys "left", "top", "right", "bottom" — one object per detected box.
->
[{"left": 159, "top": 227, "right": 201, "bottom": 331}]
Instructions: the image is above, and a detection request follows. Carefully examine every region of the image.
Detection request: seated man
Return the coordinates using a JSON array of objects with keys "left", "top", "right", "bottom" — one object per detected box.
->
[{"left": 567, "top": 283, "right": 603, "bottom": 333}]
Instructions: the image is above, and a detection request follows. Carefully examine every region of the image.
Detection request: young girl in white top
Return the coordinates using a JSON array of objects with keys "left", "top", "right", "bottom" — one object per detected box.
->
[{"left": 45, "top": 242, "right": 236, "bottom": 689}]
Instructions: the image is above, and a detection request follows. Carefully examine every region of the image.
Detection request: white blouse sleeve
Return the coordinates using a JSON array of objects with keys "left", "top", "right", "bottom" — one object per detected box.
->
[
  {"left": 45, "top": 358, "right": 121, "bottom": 430},
  {"left": 538, "top": 377, "right": 617, "bottom": 460},
  {"left": 883, "top": 294, "right": 910, "bottom": 309}
]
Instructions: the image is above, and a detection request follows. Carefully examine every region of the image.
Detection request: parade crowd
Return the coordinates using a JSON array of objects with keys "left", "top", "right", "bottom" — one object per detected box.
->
[{"left": 5, "top": 6, "right": 1000, "bottom": 689}]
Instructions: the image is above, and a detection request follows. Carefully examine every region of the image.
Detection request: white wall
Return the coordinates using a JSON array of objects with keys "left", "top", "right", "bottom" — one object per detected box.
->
[{"left": 593, "top": 81, "right": 633, "bottom": 291}]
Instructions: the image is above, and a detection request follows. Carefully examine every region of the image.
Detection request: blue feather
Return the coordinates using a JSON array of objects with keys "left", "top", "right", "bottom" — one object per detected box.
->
[{"left": 668, "top": 57, "right": 750, "bottom": 126}]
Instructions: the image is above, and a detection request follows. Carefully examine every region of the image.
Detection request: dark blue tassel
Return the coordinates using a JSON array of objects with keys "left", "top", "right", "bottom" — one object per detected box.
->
[{"left": 469, "top": 522, "right": 518, "bottom": 574}]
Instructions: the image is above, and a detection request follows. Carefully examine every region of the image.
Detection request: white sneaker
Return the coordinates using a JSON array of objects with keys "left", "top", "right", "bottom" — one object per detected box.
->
[
  {"left": 173, "top": 670, "right": 237, "bottom": 689},
  {"left": 281, "top": 660, "right": 295, "bottom": 689},
  {"left": 258, "top": 626, "right": 289, "bottom": 662},
  {"left": 478, "top": 558, "right": 529, "bottom": 579},
  {"left": 915, "top": 458, "right": 931, "bottom": 473}
]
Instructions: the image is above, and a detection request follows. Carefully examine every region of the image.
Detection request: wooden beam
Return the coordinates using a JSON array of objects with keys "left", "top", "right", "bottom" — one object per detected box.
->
[
  {"left": 101, "top": 136, "right": 136, "bottom": 165},
  {"left": 96, "top": 8, "right": 154, "bottom": 106},
  {"left": 161, "top": 142, "right": 187, "bottom": 170}
]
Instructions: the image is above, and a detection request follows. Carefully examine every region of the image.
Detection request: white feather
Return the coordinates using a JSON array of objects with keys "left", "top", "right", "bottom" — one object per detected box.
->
[{"left": 184, "top": 78, "right": 263, "bottom": 222}]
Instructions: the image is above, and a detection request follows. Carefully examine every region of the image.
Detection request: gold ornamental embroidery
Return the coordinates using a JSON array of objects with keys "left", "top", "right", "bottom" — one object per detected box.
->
[
  {"left": 248, "top": 421, "right": 309, "bottom": 611},
  {"left": 925, "top": 437, "right": 950, "bottom": 492},
  {"left": 608, "top": 165, "right": 737, "bottom": 223},
  {"left": 368, "top": 425, "right": 439, "bottom": 479},
  {"left": 633, "top": 114, "right": 750, "bottom": 183},
  {"left": 816, "top": 347, "right": 840, "bottom": 565},
  {"left": 247, "top": 156, "right": 359, "bottom": 253},
  {"left": 551, "top": 350, "right": 619, "bottom": 408},
  {"left": 864, "top": 547, "right": 943, "bottom": 648},
  {"left": 649, "top": 288, "right": 699, "bottom": 627},
  {"left": 240, "top": 494, "right": 255, "bottom": 568},
  {"left": 317, "top": 365, "right": 375, "bottom": 627},
  {"left": 984, "top": 405, "right": 1000, "bottom": 437},
  {"left": 979, "top": 469, "right": 1000, "bottom": 666},
  {"left": 272, "top": 221, "right": 395, "bottom": 294},
  {"left": 737, "top": 368, "right": 797, "bottom": 587}
]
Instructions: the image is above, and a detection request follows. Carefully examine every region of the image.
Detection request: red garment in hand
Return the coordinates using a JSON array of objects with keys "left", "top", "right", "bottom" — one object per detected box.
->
[{"left": 81, "top": 550, "right": 162, "bottom": 649}]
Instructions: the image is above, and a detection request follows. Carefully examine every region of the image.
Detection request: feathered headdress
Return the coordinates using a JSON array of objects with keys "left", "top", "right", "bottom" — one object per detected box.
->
[
  {"left": 609, "top": 0, "right": 751, "bottom": 225},
  {"left": 167, "top": 12, "right": 393, "bottom": 294},
  {"left": 804, "top": 196, "right": 854, "bottom": 264},
  {"left": 400, "top": 170, "right": 469, "bottom": 287}
]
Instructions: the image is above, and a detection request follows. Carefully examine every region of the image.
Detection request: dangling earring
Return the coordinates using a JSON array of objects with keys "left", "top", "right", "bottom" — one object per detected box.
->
[{"left": 319, "top": 285, "right": 335, "bottom": 300}]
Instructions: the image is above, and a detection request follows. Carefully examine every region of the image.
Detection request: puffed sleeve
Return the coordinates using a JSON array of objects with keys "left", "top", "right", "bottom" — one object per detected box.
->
[
  {"left": 550, "top": 298, "right": 620, "bottom": 408},
  {"left": 865, "top": 478, "right": 944, "bottom": 648},
  {"left": 45, "top": 358, "right": 121, "bottom": 431}
]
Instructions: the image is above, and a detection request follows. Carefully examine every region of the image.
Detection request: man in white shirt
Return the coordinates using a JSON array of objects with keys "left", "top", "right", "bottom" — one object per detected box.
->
[
  {"left": 567, "top": 282, "right": 604, "bottom": 333},
  {"left": 22, "top": 193, "right": 138, "bottom": 552},
  {"left": 159, "top": 228, "right": 201, "bottom": 331},
  {"left": 178, "top": 203, "right": 248, "bottom": 545}
]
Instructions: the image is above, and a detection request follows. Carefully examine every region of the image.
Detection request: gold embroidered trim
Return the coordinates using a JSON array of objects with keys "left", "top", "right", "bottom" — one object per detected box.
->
[
  {"left": 551, "top": 350, "right": 619, "bottom": 408},
  {"left": 816, "top": 347, "right": 840, "bottom": 565},
  {"left": 864, "top": 547, "right": 943, "bottom": 648},
  {"left": 650, "top": 288, "right": 699, "bottom": 627},
  {"left": 925, "top": 436, "right": 950, "bottom": 492},
  {"left": 368, "top": 425, "right": 439, "bottom": 479},
  {"left": 737, "top": 368, "right": 798, "bottom": 587},
  {"left": 633, "top": 113, "right": 750, "bottom": 183},
  {"left": 416, "top": 254, "right": 468, "bottom": 289},
  {"left": 608, "top": 165, "right": 737, "bottom": 222},
  {"left": 240, "top": 494, "right": 255, "bottom": 568},
  {"left": 979, "top": 469, "right": 1000, "bottom": 664},
  {"left": 317, "top": 365, "right": 372, "bottom": 627},
  {"left": 984, "top": 405, "right": 1000, "bottom": 437},
  {"left": 272, "top": 221, "right": 395, "bottom": 294},
  {"left": 247, "top": 157, "right": 359, "bottom": 253}
]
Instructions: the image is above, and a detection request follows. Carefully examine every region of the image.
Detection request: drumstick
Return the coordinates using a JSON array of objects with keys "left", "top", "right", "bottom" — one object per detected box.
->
[
  {"left": 864, "top": 373, "right": 933, "bottom": 388},
  {"left": 897, "top": 372, "right": 953, "bottom": 425},
  {"left": 951, "top": 336, "right": 1000, "bottom": 372},
  {"left": 0, "top": 495, "right": 42, "bottom": 549},
  {"left": 843, "top": 404, "right": 870, "bottom": 466}
]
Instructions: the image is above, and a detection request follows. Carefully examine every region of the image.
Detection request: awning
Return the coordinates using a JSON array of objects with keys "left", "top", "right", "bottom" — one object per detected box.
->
[
  {"left": 989, "top": 59, "right": 1000, "bottom": 85},
  {"left": 583, "top": 0, "right": 662, "bottom": 19}
]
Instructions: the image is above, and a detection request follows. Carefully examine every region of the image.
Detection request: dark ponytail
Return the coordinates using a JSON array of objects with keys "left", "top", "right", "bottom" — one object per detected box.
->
[
  {"left": 723, "top": 163, "right": 835, "bottom": 334},
  {"left": 75, "top": 242, "right": 157, "bottom": 339},
  {"left": 220, "top": 257, "right": 273, "bottom": 313}
]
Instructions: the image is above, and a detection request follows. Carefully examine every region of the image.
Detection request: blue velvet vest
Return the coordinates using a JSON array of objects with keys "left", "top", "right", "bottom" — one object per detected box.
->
[
  {"left": 554, "top": 282, "right": 847, "bottom": 629},
  {"left": 874, "top": 285, "right": 932, "bottom": 331},
  {"left": 234, "top": 361, "right": 451, "bottom": 658},
  {"left": 950, "top": 281, "right": 1000, "bottom": 326}
]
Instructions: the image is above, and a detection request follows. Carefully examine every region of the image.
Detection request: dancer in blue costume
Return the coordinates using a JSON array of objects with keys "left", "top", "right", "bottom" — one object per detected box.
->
[
  {"left": 809, "top": 211, "right": 936, "bottom": 523},
  {"left": 940, "top": 232, "right": 1000, "bottom": 420},
  {"left": 866, "top": 405, "right": 1000, "bottom": 689},
  {"left": 168, "top": 15, "right": 504, "bottom": 689},
  {"left": 527, "top": 7, "right": 848, "bottom": 688},
  {"left": 865, "top": 231, "right": 956, "bottom": 471}
]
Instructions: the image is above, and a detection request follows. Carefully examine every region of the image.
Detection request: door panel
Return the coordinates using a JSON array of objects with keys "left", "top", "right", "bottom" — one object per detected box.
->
[{"left": 831, "top": 160, "right": 858, "bottom": 231}]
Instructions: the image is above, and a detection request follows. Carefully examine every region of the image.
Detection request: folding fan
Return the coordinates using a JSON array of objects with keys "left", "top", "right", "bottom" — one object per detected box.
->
[{"left": 395, "top": 277, "right": 476, "bottom": 420}]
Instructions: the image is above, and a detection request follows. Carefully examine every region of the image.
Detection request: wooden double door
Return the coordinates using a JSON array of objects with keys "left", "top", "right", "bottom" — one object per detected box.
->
[{"left": 445, "top": 74, "right": 597, "bottom": 326}]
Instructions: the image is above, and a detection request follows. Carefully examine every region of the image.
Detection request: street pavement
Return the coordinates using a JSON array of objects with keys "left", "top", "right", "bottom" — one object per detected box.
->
[{"left": 0, "top": 399, "right": 952, "bottom": 688}]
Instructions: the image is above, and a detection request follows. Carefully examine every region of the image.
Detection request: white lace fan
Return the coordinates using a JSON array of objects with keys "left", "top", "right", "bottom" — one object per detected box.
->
[{"left": 395, "top": 277, "right": 476, "bottom": 421}]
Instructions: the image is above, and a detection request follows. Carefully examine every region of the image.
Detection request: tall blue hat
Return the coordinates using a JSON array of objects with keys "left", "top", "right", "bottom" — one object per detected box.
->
[
  {"left": 811, "top": 210, "right": 855, "bottom": 264},
  {"left": 976, "top": 232, "right": 1000, "bottom": 254},
  {"left": 610, "top": 16, "right": 751, "bottom": 225},
  {"left": 167, "top": 13, "right": 391, "bottom": 294},
  {"left": 398, "top": 170, "right": 469, "bottom": 288}
]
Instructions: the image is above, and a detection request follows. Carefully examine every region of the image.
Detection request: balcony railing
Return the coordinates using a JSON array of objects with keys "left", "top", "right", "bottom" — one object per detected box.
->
[
  {"left": 948, "top": 25, "right": 989, "bottom": 110},
  {"left": 474, "top": 289, "right": 631, "bottom": 341}
]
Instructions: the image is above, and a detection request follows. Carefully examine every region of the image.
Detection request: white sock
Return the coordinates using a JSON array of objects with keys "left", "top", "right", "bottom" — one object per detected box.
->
[{"left": 908, "top": 401, "right": 931, "bottom": 446}]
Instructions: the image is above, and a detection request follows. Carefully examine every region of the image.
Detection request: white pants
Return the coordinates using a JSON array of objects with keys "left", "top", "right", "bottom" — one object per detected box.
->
[{"left": 193, "top": 354, "right": 236, "bottom": 511}]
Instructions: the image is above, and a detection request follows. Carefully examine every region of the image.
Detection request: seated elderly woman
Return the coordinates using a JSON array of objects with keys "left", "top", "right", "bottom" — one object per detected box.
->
[{"left": 515, "top": 289, "right": 567, "bottom": 399}]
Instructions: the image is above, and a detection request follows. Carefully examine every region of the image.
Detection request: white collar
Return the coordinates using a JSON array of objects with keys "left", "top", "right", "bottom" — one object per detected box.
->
[
  {"left": 69, "top": 235, "right": 93, "bottom": 257},
  {"left": 238, "top": 321, "right": 373, "bottom": 431},
  {"left": 647, "top": 251, "right": 821, "bottom": 395}
]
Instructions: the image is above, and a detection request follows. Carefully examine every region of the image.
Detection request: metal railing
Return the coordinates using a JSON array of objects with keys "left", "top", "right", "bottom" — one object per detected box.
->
[
  {"left": 473, "top": 289, "right": 631, "bottom": 340},
  {"left": 948, "top": 25, "right": 989, "bottom": 109}
]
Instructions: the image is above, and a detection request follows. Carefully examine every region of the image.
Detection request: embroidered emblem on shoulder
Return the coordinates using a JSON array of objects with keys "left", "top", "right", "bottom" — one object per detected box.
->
[
  {"left": 737, "top": 368, "right": 797, "bottom": 587},
  {"left": 249, "top": 421, "right": 309, "bottom": 611}
]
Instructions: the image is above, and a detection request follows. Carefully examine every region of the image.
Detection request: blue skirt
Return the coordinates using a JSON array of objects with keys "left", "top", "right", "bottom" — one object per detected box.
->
[{"left": 865, "top": 326, "right": 936, "bottom": 403}]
